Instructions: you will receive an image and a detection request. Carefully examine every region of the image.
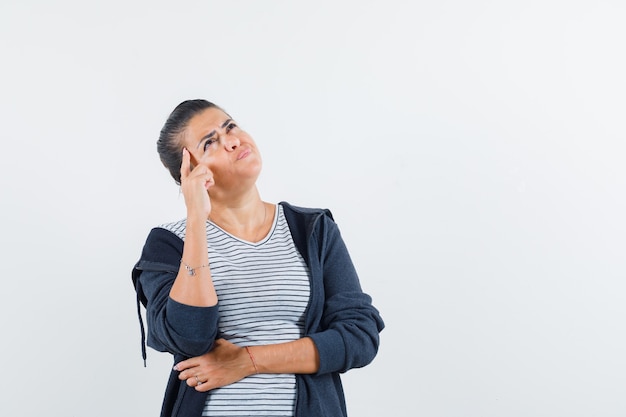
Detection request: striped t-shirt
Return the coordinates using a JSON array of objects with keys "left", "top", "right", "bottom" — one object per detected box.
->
[{"left": 159, "top": 204, "right": 311, "bottom": 416}]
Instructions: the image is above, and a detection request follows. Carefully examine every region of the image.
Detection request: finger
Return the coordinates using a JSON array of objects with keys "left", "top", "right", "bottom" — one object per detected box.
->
[
  {"left": 178, "top": 368, "right": 190, "bottom": 380},
  {"left": 180, "top": 148, "right": 191, "bottom": 180},
  {"left": 186, "top": 375, "right": 202, "bottom": 387},
  {"left": 205, "top": 175, "right": 215, "bottom": 190},
  {"left": 178, "top": 364, "right": 206, "bottom": 382},
  {"left": 191, "top": 164, "right": 208, "bottom": 176},
  {"left": 176, "top": 366, "right": 195, "bottom": 380},
  {"left": 187, "top": 165, "right": 214, "bottom": 189},
  {"left": 195, "top": 379, "right": 212, "bottom": 392},
  {"left": 185, "top": 374, "right": 209, "bottom": 388},
  {"left": 179, "top": 368, "right": 197, "bottom": 381},
  {"left": 173, "top": 357, "right": 197, "bottom": 373}
]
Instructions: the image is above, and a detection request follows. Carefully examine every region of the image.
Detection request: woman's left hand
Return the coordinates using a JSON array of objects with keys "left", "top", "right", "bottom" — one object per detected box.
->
[{"left": 174, "top": 338, "right": 253, "bottom": 392}]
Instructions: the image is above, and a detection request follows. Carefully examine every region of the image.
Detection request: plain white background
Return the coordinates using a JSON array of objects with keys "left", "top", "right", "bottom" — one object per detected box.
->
[{"left": 1, "top": 1, "right": 625, "bottom": 416}]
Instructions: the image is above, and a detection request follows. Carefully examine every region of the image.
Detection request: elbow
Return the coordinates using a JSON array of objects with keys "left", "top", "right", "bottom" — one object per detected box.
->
[
  {"left": 344, "top": 323, "right": 383, "bottom": 370},
  {"left": 311, "top": 320, "right": 383, "bottom": 374},
  {"left": 146, "top": 298, "right": 220, "bottom": 357},
  {"left": 147, "top": 319, "right": 217, "bottom": 357}
]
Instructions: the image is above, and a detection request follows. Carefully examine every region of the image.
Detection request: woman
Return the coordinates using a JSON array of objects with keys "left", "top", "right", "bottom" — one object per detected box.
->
[{"left": 132, "top": 99, "right": 384, "bottom": 417}]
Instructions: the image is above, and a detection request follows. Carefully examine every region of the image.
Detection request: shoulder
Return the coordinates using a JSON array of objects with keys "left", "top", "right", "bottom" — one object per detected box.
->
[
  {"left": 156, "top": 218, "right": 188, "bottom": 240},
  {"left": 279, "top": 201, "right": 334, "bottom": 221},
  {"left": 132, "top": 222, "right": 186, "bottom": 291},
  {"left": 138, "top": 219, "right": 187, "bottom": 265},
  {"left": 278, "top": 201, "right": 341, "bottom": 253}
]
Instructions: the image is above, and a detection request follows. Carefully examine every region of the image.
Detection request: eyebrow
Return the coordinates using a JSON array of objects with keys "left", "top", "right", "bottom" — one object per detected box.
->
[{"left": 196, "top": 119, "right": 233, "bottom": 149}]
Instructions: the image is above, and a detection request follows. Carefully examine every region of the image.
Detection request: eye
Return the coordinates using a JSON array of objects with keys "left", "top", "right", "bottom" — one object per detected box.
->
[
  {"left": 203, "top": 138, "right": 216, "bottom": 151},
  {"left": 226, "top": 122, "right": 237, "bottom": 133}
]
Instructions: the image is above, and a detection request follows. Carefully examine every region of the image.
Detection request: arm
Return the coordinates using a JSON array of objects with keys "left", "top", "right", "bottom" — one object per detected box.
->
[
  {"left": 133, "top": 149, "right": 221, "bottom": 357},
  {"left": 250, "top": 337, "right": 319, "bottom": 374},
  {"left": 175, "top": 337, "right": 319, "bottom": 391},
  {"left": 306, "top": 213, "right": 385, "bottom": 374},
  {"left": 135, "top": 229, "right": 220, "bottom": 357},
  {"left": 170, "top": 147, "right": 217, "bottom": 307}
]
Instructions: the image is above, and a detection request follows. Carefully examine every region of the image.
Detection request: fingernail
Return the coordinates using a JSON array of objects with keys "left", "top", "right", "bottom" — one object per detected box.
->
[{"left": 173, "top": 364, "right": 179, "bottom": 371}]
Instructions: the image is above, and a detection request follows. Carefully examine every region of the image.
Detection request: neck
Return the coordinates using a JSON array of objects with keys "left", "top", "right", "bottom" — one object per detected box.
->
[{"left": 209, "top": 192, "right": 269, "bottom": 241}]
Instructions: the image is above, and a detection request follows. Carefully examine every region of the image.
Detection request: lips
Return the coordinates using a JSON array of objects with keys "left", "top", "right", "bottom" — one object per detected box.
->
[{"left": 237, "top": 148, "right": 251, "bottom": 160}]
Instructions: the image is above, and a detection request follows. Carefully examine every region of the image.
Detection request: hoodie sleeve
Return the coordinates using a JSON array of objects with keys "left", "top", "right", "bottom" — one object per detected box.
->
[
  {"left": 307, "top": 215, "right": 385, "bottom": 375},
  {"left": 133, "top": 227, "right": 219, "bottom": 357}
]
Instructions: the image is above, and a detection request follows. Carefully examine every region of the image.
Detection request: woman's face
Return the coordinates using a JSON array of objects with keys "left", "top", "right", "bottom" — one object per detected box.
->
[{"left": 181, "top": 107, "right": 262, "bottom": 197}]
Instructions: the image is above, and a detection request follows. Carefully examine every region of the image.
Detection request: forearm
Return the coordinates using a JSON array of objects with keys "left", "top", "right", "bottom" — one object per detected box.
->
[
  {"left": 169, "top": 215, "right": 217, "bottom": 307},
  {"left": 247, "top": 337, "right": 320, "bottom": 375}
]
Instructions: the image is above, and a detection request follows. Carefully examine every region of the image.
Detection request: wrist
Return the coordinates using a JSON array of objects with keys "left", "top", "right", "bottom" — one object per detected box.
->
[
  {"left": 244, "top": 346, "right": 259, "bottom": 375},
  {"left": 186, "top": 211, "right": 209, "bottom": 224}
]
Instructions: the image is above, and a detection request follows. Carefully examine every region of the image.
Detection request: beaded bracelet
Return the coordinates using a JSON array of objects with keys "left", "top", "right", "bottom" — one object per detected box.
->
[
  {"left": 180, "top": 259, "right": 210, "bottom": 276},
  {"left": 245, "top": 346, "right": 259, "bottom": 374}
]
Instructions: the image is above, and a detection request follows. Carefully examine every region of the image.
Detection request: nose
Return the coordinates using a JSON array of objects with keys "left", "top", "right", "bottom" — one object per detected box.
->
[{"left": 223, "top": 134, "right": 240, "bottom": 151}]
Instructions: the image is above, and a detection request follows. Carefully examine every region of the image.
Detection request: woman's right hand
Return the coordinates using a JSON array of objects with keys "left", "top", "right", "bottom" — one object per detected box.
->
[{"left": 180, "top": 148, "right": 214, "bottom": 220}]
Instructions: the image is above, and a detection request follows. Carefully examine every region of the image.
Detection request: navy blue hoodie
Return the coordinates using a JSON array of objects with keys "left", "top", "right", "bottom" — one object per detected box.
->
[{"left": 132, "top": 202, "right": 384, "bottom": 416}]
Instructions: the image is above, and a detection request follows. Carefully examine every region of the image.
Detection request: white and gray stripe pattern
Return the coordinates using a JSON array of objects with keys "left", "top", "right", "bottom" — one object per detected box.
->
[{"left": 159, "top": 204, "right": 310, "bottom": 416}]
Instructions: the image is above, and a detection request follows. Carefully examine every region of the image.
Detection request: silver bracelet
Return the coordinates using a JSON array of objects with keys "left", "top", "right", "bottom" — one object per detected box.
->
[{"left": 180, "top": 259, "right": 210, "bottom": 276}]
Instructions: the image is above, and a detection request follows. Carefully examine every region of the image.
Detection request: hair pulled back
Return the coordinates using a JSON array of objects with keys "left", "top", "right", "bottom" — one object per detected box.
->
[{"left": 157, "top": 99, "right": 224, "bottom": 184}]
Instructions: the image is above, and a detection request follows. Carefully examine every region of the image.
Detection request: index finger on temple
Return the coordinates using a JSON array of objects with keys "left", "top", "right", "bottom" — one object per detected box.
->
[{"left": 180, "top": 148, "right": 190, "bottom": 179}]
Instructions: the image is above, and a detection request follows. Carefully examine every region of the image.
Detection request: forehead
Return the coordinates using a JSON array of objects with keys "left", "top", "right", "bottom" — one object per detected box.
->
[{"left": 187, "top": 107, "right": 230, "bottom": 133}]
